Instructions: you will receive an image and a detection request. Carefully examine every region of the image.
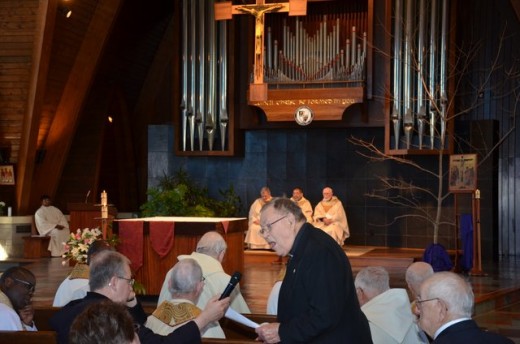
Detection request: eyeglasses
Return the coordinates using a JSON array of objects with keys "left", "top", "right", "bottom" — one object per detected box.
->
[
  {"left": 260, "top": 214, "right": 288, "bottom": 236},
  {"left": 416, "top": 297, "right": 439, "bottom": 310},
  {"left": 117, "top": 276, "right": 135, "bottom": 286},
  {"left": 13, "top": 278, "right": 35, "bottom": 293}
]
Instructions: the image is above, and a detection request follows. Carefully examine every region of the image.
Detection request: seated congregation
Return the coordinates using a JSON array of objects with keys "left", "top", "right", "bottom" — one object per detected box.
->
[{"left": 0, "top": 198, "right": 514, "bottom": 344}]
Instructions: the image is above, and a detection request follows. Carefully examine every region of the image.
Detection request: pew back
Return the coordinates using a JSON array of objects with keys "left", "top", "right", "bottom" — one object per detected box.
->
[
  {"left": 33, "top": 307, "right": 59, "bottom": 331},
  {"left": 32, "top": 307, "right": 276, "bottom": 343},
  {"left": 0, "top": 330, "right": 57, "bottom": 344},
  {"left": 220, "top": 313, "right": 276, "bottom": 340}
]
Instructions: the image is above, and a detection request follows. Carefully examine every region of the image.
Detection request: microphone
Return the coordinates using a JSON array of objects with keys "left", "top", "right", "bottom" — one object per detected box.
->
[
  {"left": 219, "top": 271, "right": 241, "bottom": 300},
  {"left": 85, "top": 190, "right": 90, "bottom": 203}
]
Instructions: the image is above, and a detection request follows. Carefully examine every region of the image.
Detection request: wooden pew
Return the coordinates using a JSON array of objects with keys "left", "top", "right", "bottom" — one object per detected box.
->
[
  {"left": 32, "top": 307, "right": 275, "bottom": 343},
  {"left": 0, "top": 331, "right": 257, "bottom": 344},
  {"left": 22, "top": 217, "right": 51, "bottom": 258},
  {"left": 0, "top": 330, "right": 57, "bottom": 344},
  {"left": 33, "top": 306, "right": 60, "bottom": 331},
  {"left": 202, "top": 340, "right": 255, "bottom": 344},
  {"left": 221, "top": 313, "right": 276, "bottom": 340}
]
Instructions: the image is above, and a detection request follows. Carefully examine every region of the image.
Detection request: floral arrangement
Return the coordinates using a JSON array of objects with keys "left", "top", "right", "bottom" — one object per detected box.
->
[
  {"left": 0, "top": 201, "right": 5, "bottom": 215},
  {"left": 62, "top": 227, "right": 103, "bottom": 264}
]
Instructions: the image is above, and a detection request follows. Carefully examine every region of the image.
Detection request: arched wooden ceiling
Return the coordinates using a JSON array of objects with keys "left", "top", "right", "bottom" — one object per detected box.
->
[{"left": 0, "top": 0, "right": 176, "bottom": 214}]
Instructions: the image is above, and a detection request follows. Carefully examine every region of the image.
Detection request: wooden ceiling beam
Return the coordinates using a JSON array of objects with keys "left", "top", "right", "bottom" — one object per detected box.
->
[
  {"left": 30, "top": 0, "right": 123, "bottom": 207},
  {"left": 511, "top": 0, "right": 520, "bottom": 22},
  {"left": 16, "top": 0, "right": 57, "bottom": 214}
]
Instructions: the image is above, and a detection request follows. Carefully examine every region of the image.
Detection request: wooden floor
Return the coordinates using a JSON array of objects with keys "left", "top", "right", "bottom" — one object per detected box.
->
[{"left": 3, "top": 246, "right": 520, "bottom": 342}]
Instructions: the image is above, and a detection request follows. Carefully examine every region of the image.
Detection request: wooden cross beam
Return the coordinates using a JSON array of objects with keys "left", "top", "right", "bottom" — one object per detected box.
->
[{"left": 215, "top": 0, "right": 307, "bottom": 101}]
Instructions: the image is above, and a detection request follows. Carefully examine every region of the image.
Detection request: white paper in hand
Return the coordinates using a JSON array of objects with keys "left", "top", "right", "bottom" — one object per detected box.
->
[{"left": 224, "top": 307, "right": 260, "bottom": 329}]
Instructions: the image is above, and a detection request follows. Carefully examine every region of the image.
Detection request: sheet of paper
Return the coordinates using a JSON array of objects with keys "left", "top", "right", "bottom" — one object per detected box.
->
[{"left": 224, "top": 307, "right": 260, "bottom": 329}]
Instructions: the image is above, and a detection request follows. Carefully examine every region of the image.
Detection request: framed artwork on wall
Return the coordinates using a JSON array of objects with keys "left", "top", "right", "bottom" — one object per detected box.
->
[
  {"left": 448, "top": 154, "right": 477, "bottom": 193},
  {"left": 0, "top": 165, "right": 15, "bottom": 185}
]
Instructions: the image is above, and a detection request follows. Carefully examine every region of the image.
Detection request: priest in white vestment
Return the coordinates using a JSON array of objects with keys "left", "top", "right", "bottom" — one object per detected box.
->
[
  {"left": 147, "top": 259, "right": 226, "bottom": 338},
  {"left": 159, "top": 231, "right": 250, "bottom": 315},
  {"left": 245, "top": 186, "right": 272, "bottom": 249},
  {"left": 355, "top": 266, "right": 426, "bottom": 344},
  {"left": 34, "top": 195, "right": 70, "bottom": 257},
  {"left": 313, "top": 187, "right": 349, "bottom": 246},
  {"left": 290, "top": 187, "right": 313, "bottom": 223}
]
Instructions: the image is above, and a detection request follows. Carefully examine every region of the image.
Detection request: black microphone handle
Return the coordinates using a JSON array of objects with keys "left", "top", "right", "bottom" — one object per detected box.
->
[{"left": 219, "top": 272, "right": 241, "bottom": 300}]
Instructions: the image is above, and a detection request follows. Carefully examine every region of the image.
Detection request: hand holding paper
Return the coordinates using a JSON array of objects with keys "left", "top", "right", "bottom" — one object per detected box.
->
[{"left": 224, "top": 307, "right": 259, "bottom": 328}]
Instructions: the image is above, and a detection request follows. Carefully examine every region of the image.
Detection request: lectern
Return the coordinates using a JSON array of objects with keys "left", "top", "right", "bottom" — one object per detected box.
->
[{"left": 67, "top": 203, "right": 117, "bottom": 233}]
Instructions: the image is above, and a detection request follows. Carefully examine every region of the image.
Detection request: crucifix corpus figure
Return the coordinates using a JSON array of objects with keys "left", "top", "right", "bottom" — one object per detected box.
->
[
  {"left": 235, "top": 3, "right": 284, "bottom": 84},
  {"left": 215, "top": 0, "right": 307, "bottom": 101}
]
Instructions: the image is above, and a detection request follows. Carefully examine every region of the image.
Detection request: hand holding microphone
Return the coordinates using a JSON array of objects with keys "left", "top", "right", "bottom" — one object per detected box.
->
[{"left": 219, "top": 271, "right": 242, "bottom": 300}]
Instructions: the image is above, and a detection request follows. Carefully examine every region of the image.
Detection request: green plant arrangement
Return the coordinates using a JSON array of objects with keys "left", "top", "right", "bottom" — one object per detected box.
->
[{"left": 140, "top": 169, "right": 241, "bottom": 218}]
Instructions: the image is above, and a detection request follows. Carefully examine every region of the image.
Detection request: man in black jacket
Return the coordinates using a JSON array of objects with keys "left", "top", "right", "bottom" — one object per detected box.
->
[
  {"left": 417, "top": 271, "right": 513, "bottom": 344},
  {"left": 255, "top": 197, "right": 373, "bottom": 343},
  {"left": 50, "top": 250, "right": 229, "bottom": 344}
]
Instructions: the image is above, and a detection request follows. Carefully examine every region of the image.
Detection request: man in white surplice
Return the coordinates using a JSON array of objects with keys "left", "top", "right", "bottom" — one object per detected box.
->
[
  {"left": 245, "top": 186, "right": 272, "bottom": 249},
  {"left": 34, "top": 195, "right": 70, "bottom": 257},
  {"left": 355, "top": 266, "right": 424, "bottom": 344},
  {"left": 313, "top": 187, "right": 349, "bottom": 246},
  {"left": 158, "top": 231, "right": 250, "bottom": 317},
  {"left": 290, "top": 187, "right": 313, "bottom": 223}
]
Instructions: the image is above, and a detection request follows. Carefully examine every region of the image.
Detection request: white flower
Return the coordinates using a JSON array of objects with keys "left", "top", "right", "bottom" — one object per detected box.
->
[
  {"left": 0, "top": 201, "right": 5, "bottom": 207},
  {"left": 62, "top": 227, "right": 103, "bottom": 264}
]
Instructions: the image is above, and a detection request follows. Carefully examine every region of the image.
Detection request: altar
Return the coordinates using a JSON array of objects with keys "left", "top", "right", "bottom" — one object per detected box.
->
[{"left": 113, "top": 216, "right": 247, "bottom": 295}]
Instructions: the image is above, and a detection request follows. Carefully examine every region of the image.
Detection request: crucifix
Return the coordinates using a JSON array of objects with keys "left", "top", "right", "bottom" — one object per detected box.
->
[{"left": 215, "top": 0, "right": 307, "bottom": 101}]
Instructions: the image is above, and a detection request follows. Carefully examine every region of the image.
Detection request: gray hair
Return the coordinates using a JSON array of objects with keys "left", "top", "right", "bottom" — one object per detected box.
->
[
  {"left": 261, "top": 197, "right": 306, "bottom": 223},
  {"left": 196, "top": 231, "right": 227, "bottom": 259},
  {"left": 169, "top": 258, "right": 203, "bottom": 295},
  {"left": 89, "top": 251, "right": 129, "bottom": 291},
  {"left": 405, "top": 262, "right": 434, "bottom": 297},
  {"left": 355, "top": 266, "right": 390, "bottom": 296},
  {"left": 421, "top": 271, "right": 473, "bottom": 317}
]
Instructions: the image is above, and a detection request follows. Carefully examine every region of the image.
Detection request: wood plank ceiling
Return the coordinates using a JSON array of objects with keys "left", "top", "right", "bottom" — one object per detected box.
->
[{"left": 0, "top": 0, "right": 175, "bottom": 214}]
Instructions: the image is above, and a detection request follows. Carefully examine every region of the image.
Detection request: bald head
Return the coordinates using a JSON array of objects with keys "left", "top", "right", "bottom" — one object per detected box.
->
[
  {"left": 169, "top": 259, "right": 203, "bottom": 298},
  {"left": 405, "top": 262, "right": 434, "bottom": 298},
  {"left": 196, "top": 231, "right": 227, "bottom": 261},
  {"left": 322, "top": 187, "right": 333, "bottom": 201}
]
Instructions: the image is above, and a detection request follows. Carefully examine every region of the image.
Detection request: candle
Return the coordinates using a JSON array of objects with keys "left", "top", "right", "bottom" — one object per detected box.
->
[{"left": 101, "top": 190, "right": 107, "bottom": 206}]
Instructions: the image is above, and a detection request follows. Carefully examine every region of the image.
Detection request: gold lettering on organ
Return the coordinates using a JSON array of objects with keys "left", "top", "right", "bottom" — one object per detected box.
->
[{"left": 253, "top": 99, "right": 356, "bottom": 106}]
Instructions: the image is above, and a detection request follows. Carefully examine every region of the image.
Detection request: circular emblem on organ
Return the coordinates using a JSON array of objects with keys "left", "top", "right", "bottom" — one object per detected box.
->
[{"left": 294, "top": 106, "right": 314, "bottom": 126}]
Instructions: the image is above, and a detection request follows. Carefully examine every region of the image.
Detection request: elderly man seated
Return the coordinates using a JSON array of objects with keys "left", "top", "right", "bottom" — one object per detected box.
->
[
  {"left": 158, "top": 231, "right": 250, "bottom": 314},
  {"left": 53, "top": 239, "right": 113, "bottom": 306},
  {"left": 245, "top": 186, "right": 273, "bottom": 249},
  {"left": 146, "top": 259, "right": 225, "bottom": 338},
  {"left": 417, "top": 271, "right": 513, "bottom": 343},
  {"left": 355, "top": 266, "right": 422, "bottom": 344},
  {"left": 50, "top": 250, "right": 229, "bottom": 344},
  {"left": 313, "top": 187, "right": 349, "bottom": 245}
]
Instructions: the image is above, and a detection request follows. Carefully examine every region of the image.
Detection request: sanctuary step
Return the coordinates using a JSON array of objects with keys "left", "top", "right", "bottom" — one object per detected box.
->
[{"left": 245, "top": 245, "right": 421, "bottom": 273}]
